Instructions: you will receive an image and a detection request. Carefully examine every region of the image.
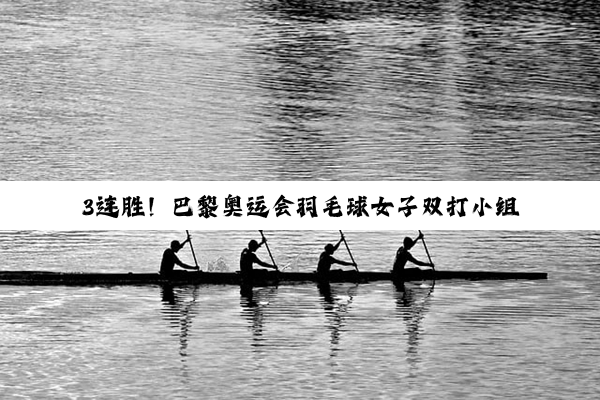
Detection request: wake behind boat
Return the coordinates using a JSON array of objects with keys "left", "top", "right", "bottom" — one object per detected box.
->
[{"left": 0, "top": 268, "right": 548, "bottom": 286}]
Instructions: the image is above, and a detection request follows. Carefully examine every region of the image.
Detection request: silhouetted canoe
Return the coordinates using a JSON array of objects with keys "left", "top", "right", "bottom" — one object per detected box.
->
[{"left": 0, "top": 269, "right": 547, "bottom": 286}]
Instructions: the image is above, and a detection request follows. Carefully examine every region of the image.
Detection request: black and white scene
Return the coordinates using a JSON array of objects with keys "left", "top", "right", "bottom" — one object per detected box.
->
[
  {"left": 0, "top": 231, "right": 599, "bottom": 398},
  {"left": 3, "top": 0, "right": 599, "bottom": 180}
]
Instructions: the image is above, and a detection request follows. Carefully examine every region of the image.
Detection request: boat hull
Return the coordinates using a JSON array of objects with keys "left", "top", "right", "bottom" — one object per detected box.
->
[{"left": 0, "top": 269, "right": 547, "bottom": 286}]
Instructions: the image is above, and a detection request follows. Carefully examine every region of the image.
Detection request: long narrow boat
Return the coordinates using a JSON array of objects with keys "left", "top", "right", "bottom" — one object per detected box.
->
[{"left": 0, "top": 268, "right": 547, "bottom": 286}]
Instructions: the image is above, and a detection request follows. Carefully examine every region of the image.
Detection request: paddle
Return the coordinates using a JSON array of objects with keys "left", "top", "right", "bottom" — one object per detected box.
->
[
  {"left": 418, "top": 230, "right": 435, "bottom": 272},
  {"left": 259, "top": 230, "right": 278, "bottom": 270},
  {"left": 339, "top": 230, "right": 359, "bottom": 273},
  {"left": 186, "top": 230, "right": 200, "bottom": 270}
]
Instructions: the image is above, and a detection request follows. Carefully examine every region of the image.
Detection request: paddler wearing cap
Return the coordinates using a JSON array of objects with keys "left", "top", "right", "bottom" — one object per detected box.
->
[
  {"left": 160, "top": 236, "right": 200, "bottom": 276},
  {"left": 317, "top": 235, "right": 357, "bottom": 278}
]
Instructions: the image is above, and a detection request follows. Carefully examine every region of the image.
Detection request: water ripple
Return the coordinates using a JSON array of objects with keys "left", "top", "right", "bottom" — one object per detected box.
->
[{"left": 1, "top": 0, "right": 599, "bottom": 180}]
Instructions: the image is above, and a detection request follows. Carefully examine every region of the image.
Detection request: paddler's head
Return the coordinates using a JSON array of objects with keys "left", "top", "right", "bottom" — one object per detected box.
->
[
  {"left": 171, "top": 240, "right": 182, "bottom": 252},
  {"left": 403, "top": 237, "right": 415, "bottom": 250},
  {"left": 248, "top": 240, "right": 260, "bottom": 252},
  {"left": 324, "top": 243, "right": 335, "bottom": 254}
]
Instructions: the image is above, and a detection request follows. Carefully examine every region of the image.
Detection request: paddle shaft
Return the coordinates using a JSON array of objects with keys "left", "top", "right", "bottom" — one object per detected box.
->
[
  {"left": 418, "top": 230, "right": 435, "bottom": 272},
  {"left": 186, "top": 230, "right": 199, "bottom": 268},
  {"left": 259, "top": 230, "right": 278, "bottom": 269},
  {"left": 339, "top": 230, "right": 359, "bottom": 273}
]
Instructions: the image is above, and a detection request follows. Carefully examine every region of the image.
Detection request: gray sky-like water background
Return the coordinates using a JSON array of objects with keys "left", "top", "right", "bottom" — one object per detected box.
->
[{"left": 1, "top": 0, "right": 599, "bottom": 180}]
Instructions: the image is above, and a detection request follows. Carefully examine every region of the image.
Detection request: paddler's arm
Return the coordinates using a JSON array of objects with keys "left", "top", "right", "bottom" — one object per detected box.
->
[
  {"left": 180, "top": 236, "right": 191, "bottom": 248},
  {"left": 255, "top": 257, "right": 278, "bottom": 271},
  {"left": 333, "top": 236, "right": 344, "bottom": 252},
  {"left": 415, "top": 232, "right": 423, "bottom": 243},
  {"left": 258, "top": 237, "right": 266, "bottom": 247},
  {"left": 174, "top": 254, "right": 200, "bottom": 270},
  {"left": 330, "top": 256, "right": 356, "bottom": 268},
  {"left": 407, "top": 253, "right": 434, "bottom": 268}
]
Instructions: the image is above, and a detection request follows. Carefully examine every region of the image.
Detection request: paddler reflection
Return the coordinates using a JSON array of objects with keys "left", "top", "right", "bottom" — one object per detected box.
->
[
  {"left": 318, "top": 281, "right": 357, "bottom": 358},
  {"left": 240, "top": 283, "right": 279, "bottom": 347},
  {"left": 160, "top": 284, "right": 199, "bottom": 358},
  {"left": 394, "top": 280, "right": 435, "bottom": 371}
]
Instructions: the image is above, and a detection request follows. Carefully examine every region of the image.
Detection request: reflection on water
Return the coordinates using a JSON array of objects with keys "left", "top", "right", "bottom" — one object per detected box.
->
[
  {"left": 318, "top": 282, "right": 357, "bottom": 358},
  {"left": 1, "top": 0, "right": 599, "bottom": 180},
  {"left": 0, "top": 231, "right": 600, "bottom": 400},
  {"left": 160, "top": 284, "right": 200, "bottom": 358},
  {"left": 394, "top": 280, "right": 435, "bottom": 374},
  {"left": 240, "top": 284, "right": 279, "bottom": 347},
  {"left": 0, "top": 261, "right": 599, "bottom": 398}
]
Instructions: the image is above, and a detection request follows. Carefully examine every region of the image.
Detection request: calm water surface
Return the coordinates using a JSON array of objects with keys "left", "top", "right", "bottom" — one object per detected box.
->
[
  {"left": 1, "top": 231, "right": 599, "bottom": 398},
  {"left": 1, "top": 0, "right": 599, "bottom": 180}
]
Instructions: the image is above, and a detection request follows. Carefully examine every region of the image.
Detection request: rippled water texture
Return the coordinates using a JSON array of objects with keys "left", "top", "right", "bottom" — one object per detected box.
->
[
  {"left": 1, "top": 231, "right": 600, "bottom": 398},
  {"left": 1, "top": 0, "right": 599, "bottom": 180}
]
